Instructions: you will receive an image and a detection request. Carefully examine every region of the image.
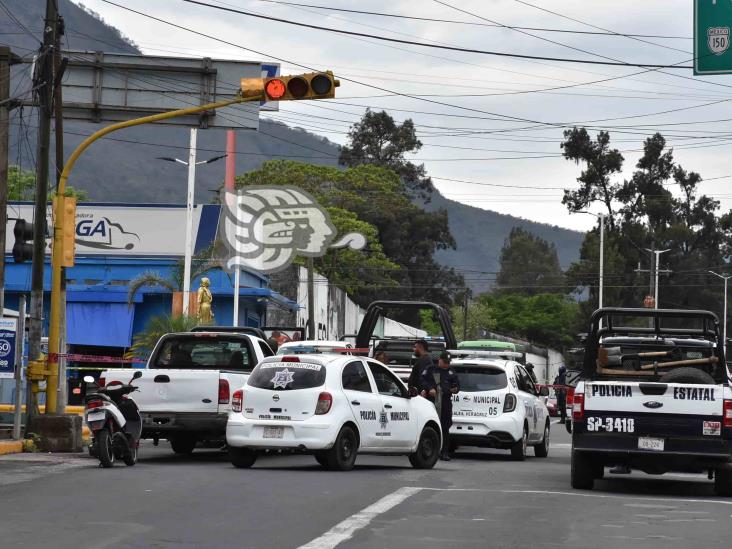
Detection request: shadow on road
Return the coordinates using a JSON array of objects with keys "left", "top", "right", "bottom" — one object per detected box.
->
[{"left": 591, "top": 475, "right": 716, "bottom": 498}]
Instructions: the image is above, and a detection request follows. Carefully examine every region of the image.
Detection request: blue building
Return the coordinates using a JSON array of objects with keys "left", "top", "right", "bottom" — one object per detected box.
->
[{"left": 3, "top": 202, "right": 298, "bottom": 359}]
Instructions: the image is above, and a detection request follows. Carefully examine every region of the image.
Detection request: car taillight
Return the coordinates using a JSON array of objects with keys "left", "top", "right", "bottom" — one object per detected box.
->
[
  {"left": 566, "top": 387, "right": 574, "bottom": 407},
  {"left": 86, "top": 399, "right": 103, "bottom": 409},
  {"left": 724, "top": 399, "right": 732, "bottom": 428},
  {"left": 315, "top": 392, "right": 333, "bottom": 415},
  {"left": 219, "top": 379, "right": 230, "bottom": 404},
  {"left": 232, "top": 389, "right": 243, "bottom": 413},
  {"left": 503, "top": 393, "right": 516, "bottom": 413},
  {"left": 281, "top": 356, "right": 300, "bottom": 362},
  {"left": 573, "top": 392, "right": 585, "bottom": 421},
  {"left": 98, "top": 377, "right": 105, "bottom": 387}
]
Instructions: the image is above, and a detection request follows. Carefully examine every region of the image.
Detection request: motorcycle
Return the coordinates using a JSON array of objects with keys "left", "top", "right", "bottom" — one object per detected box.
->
[{"left": 83, "top": 371, "right": 143, "bottom": 468}]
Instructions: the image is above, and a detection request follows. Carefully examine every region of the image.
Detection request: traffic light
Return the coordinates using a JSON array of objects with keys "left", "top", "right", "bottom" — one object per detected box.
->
[
  {"left": 12, "top": 219, "right": 34, "bottom": 263},
  {"left": 240, "top": 71, "right": 339, "bottom": 101},
  {"left": 54, "top": 195, "right": 77, "bottom": 267}
]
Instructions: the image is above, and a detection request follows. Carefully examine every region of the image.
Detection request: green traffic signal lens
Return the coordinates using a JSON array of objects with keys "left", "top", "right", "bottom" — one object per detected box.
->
[
  {"left": 311, "top": 73, "right": 332, "bottom": 95},
  {"left": 287, "top": 77, "right": 309, "bottom": 98}
]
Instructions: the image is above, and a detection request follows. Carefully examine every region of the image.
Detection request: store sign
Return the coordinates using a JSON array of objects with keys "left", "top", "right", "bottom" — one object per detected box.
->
[
  {"left": 6, "top": 204, "right": 215, "bottom": 257},
  {"left": 0, "top": 318, "right": 17, "bottom": 379},
  {"left": 222, "top": 186, "right": 366, "bottom": 274}
]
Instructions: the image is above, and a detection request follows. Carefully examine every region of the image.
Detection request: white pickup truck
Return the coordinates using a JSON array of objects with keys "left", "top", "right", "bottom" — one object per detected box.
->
[{"left": 102, "top": 331, "right": 274, "bottom": 454}]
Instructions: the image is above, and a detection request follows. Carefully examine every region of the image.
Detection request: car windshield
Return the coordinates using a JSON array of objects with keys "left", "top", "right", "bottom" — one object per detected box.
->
[
  {"left": 248, "top": 361, "right": 327, "bottom": 391},
  {"left": 152, "top": 336, "right": 251, "bottom": 371},
  {"left": 454, "top": 366, "right": 508, "bottom": 392}
]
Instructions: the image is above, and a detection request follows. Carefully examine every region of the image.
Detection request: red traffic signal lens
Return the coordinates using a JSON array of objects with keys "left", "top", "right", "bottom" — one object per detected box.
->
[
  {"left": 265, "top": 78, "right": 286, "bottom": 99},
  {"left": 287, "top": 77, "right": 308, "bottom": 98},
  {"left": 311, "top": 73, "right": 333, "bottom": 95}
]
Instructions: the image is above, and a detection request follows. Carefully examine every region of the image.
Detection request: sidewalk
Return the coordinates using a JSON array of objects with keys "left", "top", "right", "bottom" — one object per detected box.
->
[{"left": 0, "top": 451, "right": 92, "bottom": 488}]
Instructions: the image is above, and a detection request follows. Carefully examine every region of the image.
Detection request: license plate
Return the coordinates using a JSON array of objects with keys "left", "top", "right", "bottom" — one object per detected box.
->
[
  {"left": 87, "top": 412, "right": 105, "bottom": 423},
  {"left": 638, "top": 437, "right": 665, "bottom": 451},
  {"left": 263, "top": 426, "right": 284, "bottom": 439}
]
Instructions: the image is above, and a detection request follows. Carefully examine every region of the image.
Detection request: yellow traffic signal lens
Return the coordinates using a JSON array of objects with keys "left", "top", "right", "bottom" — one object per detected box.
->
[
  {"left": 265, "top": 79, "right": 286, "bottom": 99},
  {"left": 287, "top": 77, "right": 309, "bottom": 98},
  {"left": 311, "top": 73, "right": 333, "bottom": 95}
]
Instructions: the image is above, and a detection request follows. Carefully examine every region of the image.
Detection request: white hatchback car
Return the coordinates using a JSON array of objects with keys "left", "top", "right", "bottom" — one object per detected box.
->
[
  {"left": 448, "top": 354, "right": 551, "bottom": 460},
  {"left": 226, "top": 354, "right": 442, "bottom": 470}
]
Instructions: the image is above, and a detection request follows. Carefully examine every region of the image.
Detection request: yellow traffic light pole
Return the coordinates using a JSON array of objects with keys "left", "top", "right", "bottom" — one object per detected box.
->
[{"left": 43, "top": 90, "right": 264, "bottom": 414}]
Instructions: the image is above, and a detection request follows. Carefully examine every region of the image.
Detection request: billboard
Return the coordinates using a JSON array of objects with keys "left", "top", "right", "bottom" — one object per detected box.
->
[{"left": 5, "top": 203, "right": 221, "bottom": 258}]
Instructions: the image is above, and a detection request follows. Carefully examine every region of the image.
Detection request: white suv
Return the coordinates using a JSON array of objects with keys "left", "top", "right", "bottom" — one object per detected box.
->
[
  {"left": 226, "top": 354, "right": 442, "bottom": 471},
  {"left": 449, "top": 354, "right": 551, "bottom": 460}
]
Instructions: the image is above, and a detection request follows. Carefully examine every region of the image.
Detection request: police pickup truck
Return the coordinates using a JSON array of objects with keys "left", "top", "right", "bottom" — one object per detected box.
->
[{"left": 570, "top": 308, "right": 732, "bottom": 495}]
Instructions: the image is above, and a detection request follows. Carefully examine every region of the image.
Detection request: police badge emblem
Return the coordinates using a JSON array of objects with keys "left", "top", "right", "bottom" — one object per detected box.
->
[{"left": 708, "top": 26, "right": 730, "bottom": 55}]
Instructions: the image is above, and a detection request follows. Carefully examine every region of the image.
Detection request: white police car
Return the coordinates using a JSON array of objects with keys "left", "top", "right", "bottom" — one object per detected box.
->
[
  {"left": 448, "top": 351, "right": 551, "bottom": 460},
  {"left": 226, "top": 354, "right": 442, "bottom": 470}
]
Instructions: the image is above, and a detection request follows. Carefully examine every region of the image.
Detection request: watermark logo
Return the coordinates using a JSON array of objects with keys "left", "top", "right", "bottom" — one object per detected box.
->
[{"left": 222, "top": 186, "right": 366, "bottom": 274}]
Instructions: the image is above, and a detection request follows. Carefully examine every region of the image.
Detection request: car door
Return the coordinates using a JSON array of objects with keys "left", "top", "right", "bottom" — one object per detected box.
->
[
  {"left": 341, "top": 360, "right": 382, "bottom": 450},
  {"left": 366, "top": 360, "right": 416, "bottom": 449},
  {"left": 515, "top": 364, "right": 541, "bottom": 442}
]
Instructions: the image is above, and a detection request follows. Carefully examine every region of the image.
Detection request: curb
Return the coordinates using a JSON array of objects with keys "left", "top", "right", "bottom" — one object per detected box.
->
[{"left": 0, "top": 440, "right": 24, "bottom": 455}]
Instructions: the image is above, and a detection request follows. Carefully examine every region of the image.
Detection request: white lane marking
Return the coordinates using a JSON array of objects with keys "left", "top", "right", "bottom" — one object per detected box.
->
[{"left": 298, "top": 486, "right": 421, "bottom": 549}]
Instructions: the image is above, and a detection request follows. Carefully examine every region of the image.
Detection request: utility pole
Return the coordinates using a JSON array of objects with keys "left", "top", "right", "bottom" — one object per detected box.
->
[
  {"left": 28, "top": 0, "right": 59, "bottom": 418},
  {"left": 53, "top": 16, "right": 67, "bottom": 411},
  {"left": 653, "top": 249, "right": 671, "bottom": 309},
  {"left": 462, "top": 289, "right": 469, "bottom": 341},
  {"left": 709, "top": 271, "right": 731, "bottom": 357},
  {"left": 182, "top": 128, "right": 197, "bottom": 316},
  {"left": 0, "top": 47, "right": 13, "bottom": 318},
  {"left": 307, "top": 258, "right": 315, "bottom": 340},
  {"left": 12, "top": 296, "right": 26, "bottom": 440}
]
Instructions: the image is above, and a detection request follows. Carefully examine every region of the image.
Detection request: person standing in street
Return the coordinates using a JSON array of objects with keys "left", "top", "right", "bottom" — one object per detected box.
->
[
  {"left": 421, "top": 351, "right": 460, "bottom": 461},
  {"left": 554, "top": 365, "right": 567, "bottom": 424},
  {"left": 408, "top": 339, "right": 432, "bottom": 397}
]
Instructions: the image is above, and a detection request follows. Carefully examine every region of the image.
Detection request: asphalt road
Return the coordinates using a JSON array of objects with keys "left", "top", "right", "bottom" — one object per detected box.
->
[{"left": 0, "top": 424, "right": 729, "bottom": 549}]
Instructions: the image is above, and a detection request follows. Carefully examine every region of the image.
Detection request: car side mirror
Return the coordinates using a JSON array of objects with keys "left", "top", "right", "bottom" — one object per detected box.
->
[
  {"left": 539, "top": 386, "right": 549, "bottom": 397},
  {"left": 132, "top": 370, "right": 143, "bottom": 380}
]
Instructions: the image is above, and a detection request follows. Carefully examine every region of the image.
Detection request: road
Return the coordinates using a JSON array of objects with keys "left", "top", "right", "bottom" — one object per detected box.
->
[{"left": 0, "top": 424, "right": 728, "bottom": 549}]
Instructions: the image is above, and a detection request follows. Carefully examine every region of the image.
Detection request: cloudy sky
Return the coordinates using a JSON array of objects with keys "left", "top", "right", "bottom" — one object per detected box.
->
[{"left": 79, "top": 0, "right": 732, "bottom": 231}]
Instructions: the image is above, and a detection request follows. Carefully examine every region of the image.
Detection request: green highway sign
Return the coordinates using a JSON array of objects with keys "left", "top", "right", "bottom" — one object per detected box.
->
[{"left": 695, "top": 0, "right": 732, "bottom": 75}]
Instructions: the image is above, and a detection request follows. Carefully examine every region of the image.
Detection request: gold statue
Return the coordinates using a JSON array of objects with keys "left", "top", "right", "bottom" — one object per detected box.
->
[{"left": 197, "top": 277, "right": 214, "bottom": 324}]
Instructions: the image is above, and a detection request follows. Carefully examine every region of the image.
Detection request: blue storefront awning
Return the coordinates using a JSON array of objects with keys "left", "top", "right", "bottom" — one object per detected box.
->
[{"left": 67, "top": 303, "right": 135, "bottom": 348}]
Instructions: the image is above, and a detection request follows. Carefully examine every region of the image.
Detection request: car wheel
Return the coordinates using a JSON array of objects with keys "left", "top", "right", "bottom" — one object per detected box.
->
[
  {"left": 571, "top": 450, "right": 594, "bottom": 490},
  {"left": 510, "top": 426, "right": 528, "bottom": 461},
  {"left": 408, "top": 425, "right": 441, "bottom": 469},
  {"left": 534, "top": 421, "right": 550, "bottom": 458},
  {"left": 123, "top": 442, "right": 138, "bottom": 466},
  {"left": 314, "top": 452, "right": 329, "bottom": 467},
  {"left": 325, "top": 425, "right": 358, "bottom": 471},
  {"left": 170, "top": 435, "right": 197, "bottom": 455},
  {"left": 715, "top": 468, "right": 732, "bottom": 496},
  {"left": 229, "top": 447, "right": 258, "bottom": 469},
  {"left": 97, "top": 429, "right": 115, "bottom": 468}
]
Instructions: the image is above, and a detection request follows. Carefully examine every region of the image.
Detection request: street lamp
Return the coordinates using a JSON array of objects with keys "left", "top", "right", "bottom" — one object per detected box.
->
[
  {"left": 709, "top": 270, "right": 731, "bottom": 354},
  {"left": 156, "top": 131, "right": 226, "bottom": 316},
  {"left": 575, "top": 211, "right": 605, "bottom": 315}
]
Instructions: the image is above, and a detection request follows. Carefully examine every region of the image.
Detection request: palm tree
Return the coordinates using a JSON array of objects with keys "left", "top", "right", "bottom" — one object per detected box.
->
[
  {"left": 127, "top": 245, "right": 219, "bottom": 307},
  {"left": 128, "top": 314, "right": 200, "bottom": 358}
]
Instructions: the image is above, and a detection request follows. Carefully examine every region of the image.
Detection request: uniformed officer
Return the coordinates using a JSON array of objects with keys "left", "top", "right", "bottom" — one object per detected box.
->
[{"left": 421, "top": 351, "right": 460, "bottom": 461}]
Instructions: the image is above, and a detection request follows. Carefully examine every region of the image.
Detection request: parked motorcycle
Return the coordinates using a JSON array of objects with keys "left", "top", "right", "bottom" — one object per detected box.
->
[{"left": 83, "top": 371, "right": 142, "bottom": 468}]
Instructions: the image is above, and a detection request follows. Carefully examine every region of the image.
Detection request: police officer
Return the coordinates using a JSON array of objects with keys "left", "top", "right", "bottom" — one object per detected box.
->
[
  {"left": 421, "top": 351, "right": 460, "bottom": 461},
  {"left": 408, "top": 339, "right": 432, "bottom": 397},
  {"left": 554, "top": 365, "right": 567, "bottom": 423}
]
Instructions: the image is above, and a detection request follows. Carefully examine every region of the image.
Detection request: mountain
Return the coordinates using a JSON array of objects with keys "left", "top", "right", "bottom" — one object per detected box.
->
[{"left": 1, "top": 0, "right": 583, "bottom": 293}]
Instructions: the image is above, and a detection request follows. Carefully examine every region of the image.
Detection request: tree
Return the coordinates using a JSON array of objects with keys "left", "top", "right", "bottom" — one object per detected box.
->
[
  {"left": 496, "top": 227, "right": 565, "bottom": 295},
  {"left": 339, "top": 109, "right": 433, "bottom": 201},
  {"left": 451, "top": 299, "right": 496, "bottom": 341},
  {"left": 8, "top": 164, "right": 89, "bottom": 201},
  {"left": 234, "top": 160, "right": 462, "bottom": 307},
  {"left": 129, "top": 314, "right": 199, "bottom": 358},
  {"left": 480, "top": 293, "right": 579, "bottom": 349},
  {"left": 127, "top": 245, "right": 218, "bottom": 305},
  {"left": 562, "top": 129, "right": 732, "bottom": 328}
]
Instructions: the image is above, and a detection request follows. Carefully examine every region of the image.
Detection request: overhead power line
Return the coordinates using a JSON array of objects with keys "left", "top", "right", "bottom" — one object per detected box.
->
[
  {"left": 180, "top": 0, "right": 694, "bottom": 69},
  {"left": 251, "top": 0, "right": 692, "bottom": 40}
]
